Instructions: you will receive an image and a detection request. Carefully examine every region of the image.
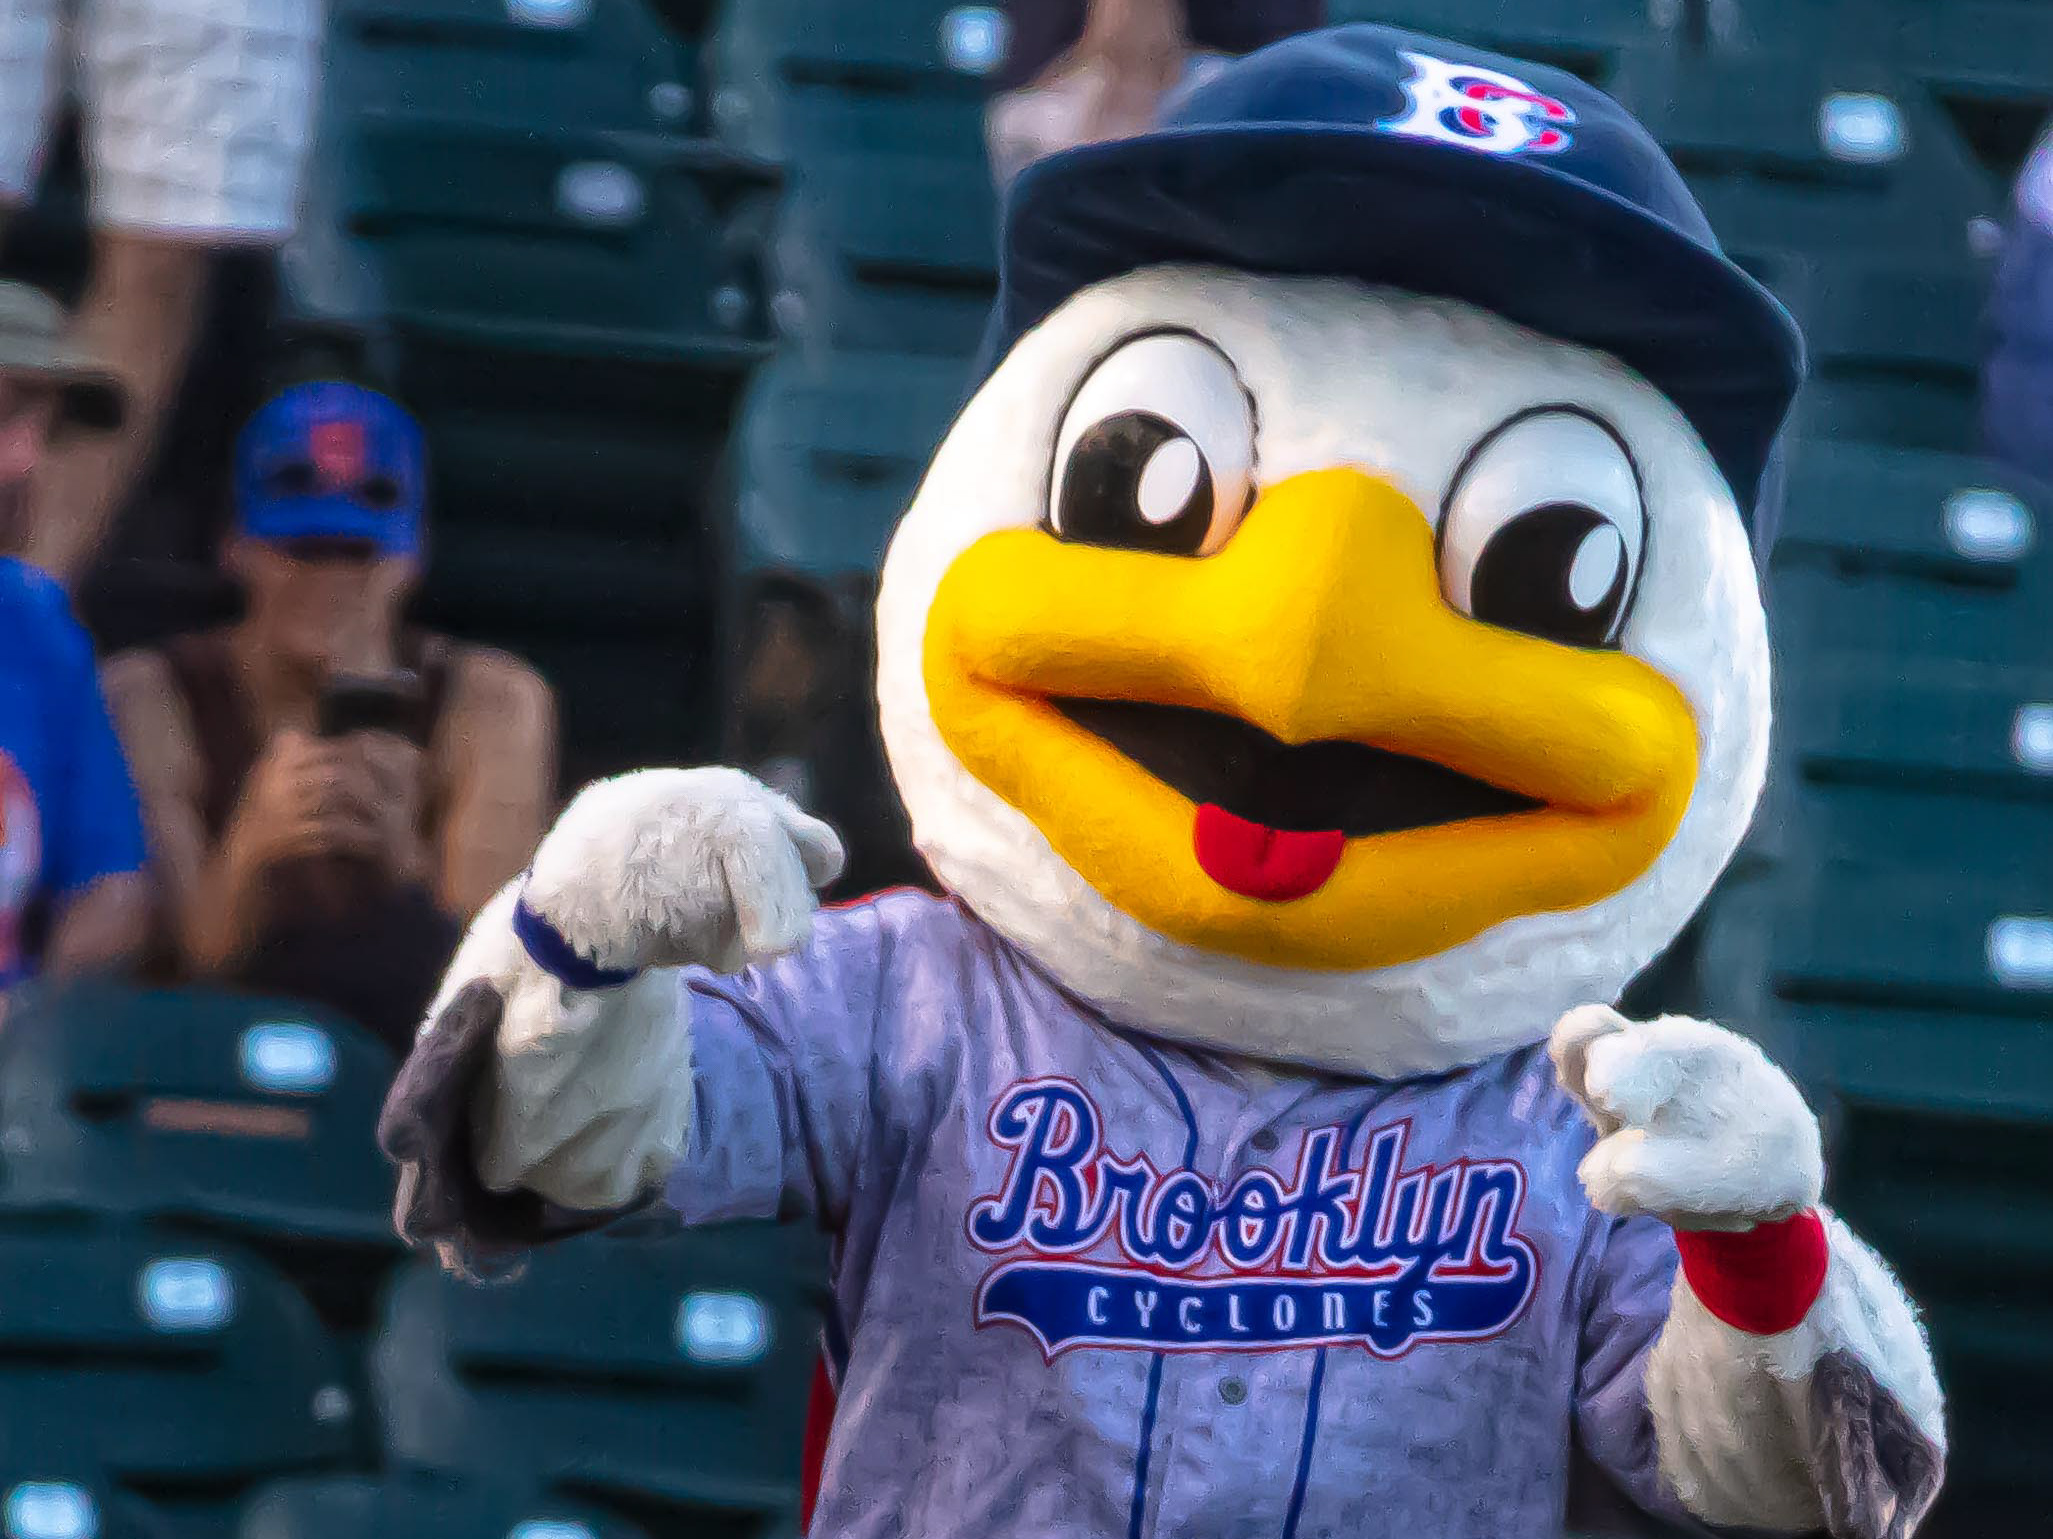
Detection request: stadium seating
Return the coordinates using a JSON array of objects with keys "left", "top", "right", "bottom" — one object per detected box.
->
[
  {"left": 1, "top": 1455, "right": 175, "bottom": 1539},
  {"left": 325, "top": 0, "right": 711, "bottom": 134},
  {"left": 1773, "top": 440, "right": 2045, "bottom": 584},
  {"left": 1826, "top": 1099, "right": 2052, "bottom": 1529},
  {"left": 0, "top": 1227, "right": 354, "bottom": 1532},
  {"left": 373, "top": 1220, "right": 825, "bottom": 1534},
  {"left": 277, "top": 0, "right": 796, "bottom": 780},
  {"left": 730, "top": 352, "right": 971, "bottom": 581},
  {"left": 1324, "top": 0, "right": 1646, "bottom": 82},
  {"left": 237, "top": 1473, "right": 652, "bottom": 1539},
  {"left": 711, "top": 0, "right": 1001, "bottom": 161},
  {"left": 0, "top": 982, "right": 400, "bottom": 1325},
  {"left": 294, "top": 0, "right": 783, "bottom": 369}
]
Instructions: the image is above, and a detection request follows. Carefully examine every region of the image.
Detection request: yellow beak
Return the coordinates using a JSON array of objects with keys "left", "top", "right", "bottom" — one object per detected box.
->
[{"left": 922, "top": 468, "right": 1699, "bottom": 971}]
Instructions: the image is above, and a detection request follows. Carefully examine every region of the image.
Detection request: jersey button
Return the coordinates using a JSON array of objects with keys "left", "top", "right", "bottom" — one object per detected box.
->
[
  {"left": 1219, "top": 1376, "right": 1248, "bottom": 1406},
  {"left": 1250, "top": 1128, "right": 1280, "bottom": 1153}
]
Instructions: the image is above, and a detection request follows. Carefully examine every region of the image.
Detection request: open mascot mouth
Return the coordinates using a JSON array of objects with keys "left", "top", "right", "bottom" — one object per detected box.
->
[
  {"left": 916, "top": 468, "right": 1701, "bottom": 972},
  {"left": 1052, "top": 698, "right": 1542, "bottom": 900}
]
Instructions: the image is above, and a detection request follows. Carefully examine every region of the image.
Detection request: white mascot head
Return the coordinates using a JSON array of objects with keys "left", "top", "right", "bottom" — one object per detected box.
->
[{"left": 873, "top": 25, "right": 1803, "bottom": 1079}]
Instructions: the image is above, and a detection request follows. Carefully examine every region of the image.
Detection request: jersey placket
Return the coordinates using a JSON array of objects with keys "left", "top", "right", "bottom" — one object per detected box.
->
[{"left": 1125, "top": 1048, "right": 1334, "bottom": 1537}]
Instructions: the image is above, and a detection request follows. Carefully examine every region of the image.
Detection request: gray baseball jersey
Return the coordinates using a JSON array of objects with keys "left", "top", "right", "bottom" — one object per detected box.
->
[{"left": 666, "top": 890, "right": 1692, "bottom": 1539}]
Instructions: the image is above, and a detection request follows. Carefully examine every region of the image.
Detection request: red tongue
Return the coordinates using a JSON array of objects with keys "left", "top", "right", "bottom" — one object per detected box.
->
[{"left": 1192, "top": 804, "right": 1346, "bottom": 902}]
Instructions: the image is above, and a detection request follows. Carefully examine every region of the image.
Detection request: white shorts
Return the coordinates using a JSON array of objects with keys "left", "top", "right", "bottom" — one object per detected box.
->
[{"left": 0, "top": 0, "right": 321, "bottom": 241}]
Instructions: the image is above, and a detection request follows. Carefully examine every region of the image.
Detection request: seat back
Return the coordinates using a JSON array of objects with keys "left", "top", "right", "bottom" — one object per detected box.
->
[
  {"left": 0, "top": 983, "right": 397, "bottom": 1253},
  {"left": 0, "top": 1455, "right": 175, "bottom": 1539},
  {"left": 374, "top": 1223, "right": 822, "bottom": 1529},
  {"left": 732, "top": 353, "right": 971, "bottom": 582},
  {"left": 0, "top": 1226, "right": 354, "bottom": 1485},
  {"left": 238, "top": 1473, "right": 652, "bottom": 1539},
  {"left": 1775, "top": 440, "right": 2047, "bottom": 585}
]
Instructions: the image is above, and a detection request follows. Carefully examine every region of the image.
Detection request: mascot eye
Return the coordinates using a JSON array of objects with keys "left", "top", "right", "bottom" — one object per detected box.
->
[
  {"left": 1438, "top": 408, "right": 1647, "bottom": 648},
  {"left": 1049, "top": 331, "right": 1256, "bottom": 557}
]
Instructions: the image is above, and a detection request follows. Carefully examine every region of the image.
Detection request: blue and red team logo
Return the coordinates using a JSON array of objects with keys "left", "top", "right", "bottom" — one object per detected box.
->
[
  {"left": 967, "top": 1079, "right": 1539, "bottom": 1359},
  {"left": 309, "top": 418, "right": 367, "bottom": 491},
  {"left": 1377, "top": 49, "right": 1576, "bottom": 156}
]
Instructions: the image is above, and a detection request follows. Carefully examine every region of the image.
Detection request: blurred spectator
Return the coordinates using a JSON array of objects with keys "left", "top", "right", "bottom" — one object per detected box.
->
[
  {"left": 0, "top": 0, "right": 321, "bottom": 587},
  {"left": 0, "top": 280, "right": 147, "bottom": 987},
  {"left": 103, "top": 382, "right": 555, "bottom": 1053},
  {"left": 1981, "top": 123, "right": 2053, "bottom": 487},
  {"left": 986, "top": 0, "right": 1325, "bottom": 186}
]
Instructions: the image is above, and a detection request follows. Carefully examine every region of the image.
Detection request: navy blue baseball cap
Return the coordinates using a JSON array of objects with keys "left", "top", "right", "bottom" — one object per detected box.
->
[
  {"left": 234, "top": 381, "right": 426, "bottom": 556},
  {"left": 981, "top": 24, "right": 1805, "bottom": 528}
]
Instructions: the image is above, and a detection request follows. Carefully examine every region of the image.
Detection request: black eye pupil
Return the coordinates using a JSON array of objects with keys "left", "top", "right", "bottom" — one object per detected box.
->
[
  {"left": 1053, "top": 410, "right": 1214, "bottom": 556},
  {"left": 1469, "top": 502, "right": 1630, "bottom": 647}
]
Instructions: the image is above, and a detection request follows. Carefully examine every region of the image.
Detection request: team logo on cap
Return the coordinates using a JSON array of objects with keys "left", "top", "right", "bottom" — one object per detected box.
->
[
  {"left": 1378, "top": 49, "right": 1576, "bottom": 156},
  {"left": 310, "top": 419, "right": 367, "bottom": 491}
]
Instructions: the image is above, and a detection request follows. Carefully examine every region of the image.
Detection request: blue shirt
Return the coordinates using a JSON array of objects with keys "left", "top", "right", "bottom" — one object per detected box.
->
[
  {"left": 667, "top": 892, "right": 1696, "bottom": 1539},
  {"left": 0, "top": 558, "right": 146, "bottom": 987}
]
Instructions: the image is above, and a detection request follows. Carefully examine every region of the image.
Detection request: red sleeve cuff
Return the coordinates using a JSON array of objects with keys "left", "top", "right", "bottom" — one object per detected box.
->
[{"left": 1674, "top": 1209, "right": 1830, "bottom": 1335}]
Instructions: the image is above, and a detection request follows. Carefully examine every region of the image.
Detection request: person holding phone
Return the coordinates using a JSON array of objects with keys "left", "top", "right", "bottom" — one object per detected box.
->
[{"left": 102, "top": 381, "right": 556, "bottom": 1053}]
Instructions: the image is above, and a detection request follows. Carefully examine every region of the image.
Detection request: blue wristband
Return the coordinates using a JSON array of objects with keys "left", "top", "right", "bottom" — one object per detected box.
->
[{"left": 511, "top": 888, "right": 643, "bottom": 991}]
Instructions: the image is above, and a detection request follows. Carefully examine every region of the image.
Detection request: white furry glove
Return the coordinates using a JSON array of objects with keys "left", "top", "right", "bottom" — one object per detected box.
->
[
  {"left": 516, "top": 766, "right": 847, "bottom": 984},
  {"left": 395, "top": 768, "right": 844, "bottom": 1224},
  {"left": 1548, "top": 1003, "right": 1823, "bottom": 1232},
  {"left": 1547, "top": 1006, "right": 1945, "bottom": 1538}
]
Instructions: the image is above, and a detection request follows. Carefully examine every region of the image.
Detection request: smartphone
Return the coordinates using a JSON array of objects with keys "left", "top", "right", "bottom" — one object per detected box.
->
[{"left": 314, "top": 670, "right": 427, "bottom": 746}]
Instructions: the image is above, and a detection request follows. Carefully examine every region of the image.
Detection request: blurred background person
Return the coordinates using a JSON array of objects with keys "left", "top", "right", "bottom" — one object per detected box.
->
[
  {"left": 0, "top": 279, "right": 146, "bottom": 989},
  {"left": 985, "top": 0, "right": 1326, "bottom": 186},
  {"left": 1982, "top": 122, "right": 2053, "bottom": 488},
  {"left": 103, "top": 381, "right": 556, "bottom": 1054},
  {"left": 0, "top": 0, "right": 321, "bottom": 588}
]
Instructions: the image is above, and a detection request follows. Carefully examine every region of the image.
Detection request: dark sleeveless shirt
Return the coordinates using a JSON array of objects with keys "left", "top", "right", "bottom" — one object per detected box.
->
[{"left": 158, "top": 629, "right": 464, "bottom": 1056}]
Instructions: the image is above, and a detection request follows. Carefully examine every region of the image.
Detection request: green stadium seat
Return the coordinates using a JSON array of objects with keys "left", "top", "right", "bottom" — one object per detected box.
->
[
  {"left": 373, "top": 1222, "right": 823, "bottom": 1528},
  {"left": 1775, "top": 440, "right": 2046, "bottom": 584},
  {"left": 1608, "top": 51, "right": 2002, "bottom": 272},
  {"left": 1323, "top": 0, "right": 1647, "bottom": 82},
  {"left": 710, "top": 0, "right": 1001, "bottom": 159},
  {"left": 775, "top": 260, "right": 993, "bottom": 358},
  {"left": 1709, "top": 859, "right": 2053, "bottom": 1121},
  {"left": 769, "top": 120, "right": 995, "bottom": 358},
  {"left": 1825, "top": 1101, "right": 2053, "bottom": 1533},
  {"left": 288, "top": 0, "right": 784, "bottom": 389},
  {"left": 732, "top": 353, "right": 970, "bottom": 580},
  {"left": 1781, "top": 661, "right": 2053, "bottom": 794},
  {"left": 1782, "top": 860, "right": 2052, "bottom": 1012},
  {"left": 724, "top": 0, "right": 1004, "bottom": 85},
  {"left": 0, "top": 1458, "right": 174, "bottom": 1539},
  {"left": 1766, "top": 661, "right": 2053, "bottom": 881},
  {"left": 329, "top": 124, "right": 778, "bottom": 367},
  {"left": 0, "top": 983, "right": 397, "bottom": 1249},
  {"left": 1789, "top": 264, "right": 1986, "bottom": 454},
  {"left": 1767, "top": 564, "right": 2052, "bottom": 669},
  {"left": 238, "top": 1473, "right": 652, "bottom": 1539},
  {"left": 326, "top": 0, "right": 707, "bottom": 136},
  {"left": 772, "top": 81, "right": 988, "bottom": 161},
  {"left": 0, "top": 1227, "right": 354, "bottom": 1486},
  {"left": 1892, "top": 1, "right": 2053, "bottom": 101}
]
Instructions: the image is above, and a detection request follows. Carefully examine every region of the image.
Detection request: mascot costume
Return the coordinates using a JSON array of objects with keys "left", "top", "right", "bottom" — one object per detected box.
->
[{"left": 381, "top": 26, "right": 1946, "bottom": 1539}]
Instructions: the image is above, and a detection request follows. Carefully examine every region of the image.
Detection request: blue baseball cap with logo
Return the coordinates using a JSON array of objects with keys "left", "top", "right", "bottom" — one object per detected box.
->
[
  {"left": 234, "top": 381, "right": 427, "bottom": 557},
  {"left": 981, "top": 23, "right": 1805, "bottom": 533}
]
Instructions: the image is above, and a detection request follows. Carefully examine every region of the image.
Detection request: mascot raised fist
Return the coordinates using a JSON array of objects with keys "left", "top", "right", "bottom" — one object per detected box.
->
[{"left": 382, "top": 25, "right": 1944, "bottom": 1538}]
